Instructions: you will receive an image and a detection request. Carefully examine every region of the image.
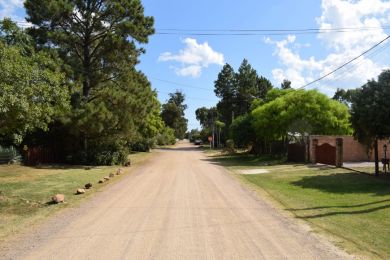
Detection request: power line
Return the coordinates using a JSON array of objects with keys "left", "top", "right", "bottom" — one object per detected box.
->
[
  {"left": 155, "top": 26, "right": 390, "bottom": 36},
  {"left": 320, "top": 41, "right": 390, "bottom": 87},
  {"left": 157, "top": 25, "right": 390, "bottom": 32},
  {"left": 150, "top": 77, "right": 212, "bottom": 91},
  {"left": 156, "top": 90, "right": 216, "bottom": 102},
  {"left": 14, "top": 21, "right": 390, "bottom": 36},
  {"left": 297, "top": 35, "right": 390, "bottom": 90}
]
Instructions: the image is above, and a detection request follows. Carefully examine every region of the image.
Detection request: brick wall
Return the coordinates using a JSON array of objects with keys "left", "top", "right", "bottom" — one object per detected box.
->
[{"left": 309, "top": 135, "right": 390, "bottom": 162}]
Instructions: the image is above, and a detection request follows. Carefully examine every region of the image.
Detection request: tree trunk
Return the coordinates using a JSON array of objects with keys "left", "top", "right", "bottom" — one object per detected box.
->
[
  {"left": 374, "top": 138, "right": 379, "bottom": 176},
  {"left": 82, "top": 2, "right": 92, "bottom": 99}
]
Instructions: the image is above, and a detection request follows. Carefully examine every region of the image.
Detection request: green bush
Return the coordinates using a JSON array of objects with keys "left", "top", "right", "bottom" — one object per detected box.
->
[
  {"left": 157, "top": 127, "right": 176, "bottom": 146},
  {"left": 0, "top": 146, "right": 21, "bottom": 164},
  {"left": 130, "top": 139, "right": 154, "bottom": 152},
  {"left": 225, "top": 139, "right": 235, "bottom": 154},
  {"left": 66, "top": 142, "right": 128, "bottom": 165}
]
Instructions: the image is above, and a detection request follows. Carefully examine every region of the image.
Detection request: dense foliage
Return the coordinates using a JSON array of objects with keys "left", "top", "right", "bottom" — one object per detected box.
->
[
  {"left": 350, "top": 70, "right": 390, "bottom": 174},
  {"left": 215, "top": 60, "right": 273, "bottom": 128},
  {"left": 0, "top": 1, "right": 174, "bottom": 165},
  {"left": 0, "top": 19, "right": 69, "bottom": 144},
  {"left": 251, "top": 89, "right": 352, "bottom": 140},
  {"left": 161, "top": 91, "right": 188, "bottom": 139},
  {"left": 216, "top": 85, "right": 351, "bottom": 154}
]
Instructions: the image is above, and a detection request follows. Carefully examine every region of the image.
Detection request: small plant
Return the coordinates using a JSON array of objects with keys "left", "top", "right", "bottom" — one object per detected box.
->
[{"left": 225, "top": 139, "right": 235, "bottom": 154}]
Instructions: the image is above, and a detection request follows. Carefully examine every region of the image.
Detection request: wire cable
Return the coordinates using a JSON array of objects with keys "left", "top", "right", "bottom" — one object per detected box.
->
[
  {"left": 297, "top": 35, "right": 390, "bottom": 89},
  {"left": 151, "top": 77, "right": 212, "bottom": 91}
]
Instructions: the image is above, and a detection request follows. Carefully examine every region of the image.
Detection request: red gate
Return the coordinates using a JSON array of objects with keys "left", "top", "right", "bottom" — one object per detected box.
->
[{"left": 316, "top": 143, "right": 336, "bottom": 165}]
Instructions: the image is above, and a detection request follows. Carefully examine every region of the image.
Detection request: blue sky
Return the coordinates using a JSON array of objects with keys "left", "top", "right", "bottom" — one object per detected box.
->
[{"left": 2, "top": 0, "right": 390, "bottom": 129}]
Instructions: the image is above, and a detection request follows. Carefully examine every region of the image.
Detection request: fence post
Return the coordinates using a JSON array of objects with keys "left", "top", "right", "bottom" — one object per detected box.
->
[{"left": 336, "top": 138, "right": 343, "bottom": 167}]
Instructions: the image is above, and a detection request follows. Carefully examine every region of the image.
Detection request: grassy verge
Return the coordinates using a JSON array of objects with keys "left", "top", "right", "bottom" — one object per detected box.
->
[
  {"left": 206, "top": 154, "right": 390, "bottom": 259},
  {"left": 0, "top": 151, "right": 152, "bottom": 242}
]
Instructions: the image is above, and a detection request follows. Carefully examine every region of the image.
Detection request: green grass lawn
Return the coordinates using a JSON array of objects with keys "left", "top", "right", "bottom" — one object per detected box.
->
[
  {"left": 207, "top": 154, "right": 390, "bottom": 259},
  {"left": 0, "top": 152, "right": 152, "bottom": 242}
]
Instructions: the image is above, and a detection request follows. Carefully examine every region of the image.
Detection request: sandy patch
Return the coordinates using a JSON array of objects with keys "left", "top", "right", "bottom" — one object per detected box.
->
[{"left": 238, "top": 169, "right": 270, "bottom": 174}]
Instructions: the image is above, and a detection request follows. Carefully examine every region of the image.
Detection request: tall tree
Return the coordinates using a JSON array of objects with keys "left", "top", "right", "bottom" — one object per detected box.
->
[
  {"left": 332, "top": 88, "right": 358, "bottom": 106},
  {"left": 195, "top": 107, "right": 217, "bottom": 129},
  {"left": 23, "top": 1, "right": 159, "bottom": 164},
  {"left": 0, "top": 20, "right": 69, "bottom": 144},
  {"left": 350, "top": 70, "right": 390, "bottom": 175},
  {"left": 281, "top": 79, "right": 291, "bottom": 89},
  {"left": 161, "top": 91, "right": 188, "bottom": 139},
  {"left": 214, "top": 60, "right": 273, "bottom": 144},
  {"left": 214, "top": 63, "right": 237, "bottom": 126},
  {"left": 235, "top": 59, "right": 259, "bottom": 115},
  {"left": 25, "top": 0, "right": 154, "bottom": 99},
  {"left": 252, "top": 89, "right": 351, "bottom": 147}
]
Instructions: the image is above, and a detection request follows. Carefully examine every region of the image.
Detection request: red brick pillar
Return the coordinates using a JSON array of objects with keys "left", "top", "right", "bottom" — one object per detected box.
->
[
  {"left": 336, "top": 138, "right": 343, "bottom": 167},
  {"left": 311, "top": 139, "right": 318, "bottom": 163}
]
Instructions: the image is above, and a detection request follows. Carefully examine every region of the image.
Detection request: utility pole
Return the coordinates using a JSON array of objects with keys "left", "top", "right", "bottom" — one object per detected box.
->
[{"left": 212, "top": 111, "right": 215, "bottom": 149}]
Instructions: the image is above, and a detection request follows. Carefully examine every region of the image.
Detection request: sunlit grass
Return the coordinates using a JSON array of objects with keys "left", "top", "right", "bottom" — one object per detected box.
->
[
  {"left": 0, "top": 152, "right": 152, "bottom": 242},
  {"left": 208, "top": 154, "right": 390, "bottom": 259}
]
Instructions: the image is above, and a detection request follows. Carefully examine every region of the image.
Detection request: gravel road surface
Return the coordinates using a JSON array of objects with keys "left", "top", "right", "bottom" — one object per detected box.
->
[{"left": 1, "top": 142, "right": 352, "bottom": 259}]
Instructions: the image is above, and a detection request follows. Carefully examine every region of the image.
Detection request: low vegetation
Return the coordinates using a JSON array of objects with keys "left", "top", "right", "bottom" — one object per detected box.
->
[
  {"left": 207, "top": 154, "right": 390, "bottom": 259},
  {"left": 0, "top": 152, "right": 152, "bottom": 242}
]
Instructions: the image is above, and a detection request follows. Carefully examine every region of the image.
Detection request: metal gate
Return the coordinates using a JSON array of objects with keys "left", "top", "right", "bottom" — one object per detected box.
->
[{"left": 316, "top": 143, "right": 336, "bottom": 165}]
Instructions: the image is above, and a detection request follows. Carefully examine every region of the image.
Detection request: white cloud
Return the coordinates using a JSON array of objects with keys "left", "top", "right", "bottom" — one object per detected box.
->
[
  {"left": 159, "top": 38, "right": 224, "bottom": 78},
  {"left": 0, "top": 0, "right": 24, "bottom": 21},
  {"left": 267, "top": 0, "right": 390, "bottom": 92},
  {"left": 175, "top": 65, "right": 202, "bottom": 78}
]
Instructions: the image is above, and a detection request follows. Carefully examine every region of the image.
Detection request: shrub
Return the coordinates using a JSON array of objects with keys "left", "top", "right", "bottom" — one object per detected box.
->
[
  {"left": 225, "top": 139, "right": 235, "bottom": 154},
  {"left": 156, "top": 127, "right": 176, "bottom": 146}
]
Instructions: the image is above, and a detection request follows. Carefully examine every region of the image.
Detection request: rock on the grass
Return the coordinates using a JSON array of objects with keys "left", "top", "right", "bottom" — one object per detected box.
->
[
  {"left": 85, "top": 183, "right": 92, "bottom": 189},
  {"left": 98, "top": 179, "right": 104, "bottom": 184},
  {"left": 76, "top": 189, "right": 86, "bottom": 195},
  {"left": 52, "top": 194, "right": 65, "bottom": 203},
  {"left": 109, "top": 173, "right": 115, "bottom": 178},
  {"left": 104, "top": 176, "right": 110, "bottom": 181},
  {"left": 124, "top": 161, "right": 131, "bottom": 167},
  {"left": 116, "top": 168, "right": 124, "bottom": 175}
]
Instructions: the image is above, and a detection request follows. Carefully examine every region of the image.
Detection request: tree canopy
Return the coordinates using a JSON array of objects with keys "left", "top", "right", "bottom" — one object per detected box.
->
[
  {"left": 0, "top": 20, "right": 69, "bottom": 144},
  {"left": 251, "top": 89, "right": 352, "bottom": 141},
  {"left": 350, "top": 70, "right": 390, "bottom": 174},
  {"left": 0, "top": 2, "right": 177, "bottom": 165},
  {"left": 161, "top": 91, "right": 188, "bottom": 139},
  {"left": 213, "top": 59, "right": 273, "bottom": 143},
  {"left": 25, "top": 0, "right": 154, "bottom": 99}
]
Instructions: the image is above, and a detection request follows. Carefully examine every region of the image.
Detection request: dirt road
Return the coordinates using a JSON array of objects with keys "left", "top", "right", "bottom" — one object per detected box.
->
[{"left": 2, "top": 142, "right": 351, "bottom": 259}]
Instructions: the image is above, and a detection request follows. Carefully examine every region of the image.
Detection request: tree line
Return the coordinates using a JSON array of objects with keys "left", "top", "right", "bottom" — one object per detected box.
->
[
  {"left": 0, "top": 1, "right": 186, "bottom": 165},
  {"left": 194, "top": 58, "right": 390, "bottom": 175}
]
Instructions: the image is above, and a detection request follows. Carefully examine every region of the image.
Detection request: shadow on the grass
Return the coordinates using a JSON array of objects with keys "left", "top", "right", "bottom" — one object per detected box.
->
[
  {"left": 288, "top": 199, "right": 390, "bottom": 211},
  {"left": 32, "top": 164, "right": 94, "bottom": 170},
  {"left": 291, "top": 172, "right": 390, "bottom": 196},
  {"left": 293, "top": 203, "right": 390, "bottom": 219},
  {"left": 202, "top": 154, "right": 286, "bottom": 167},
  {"left": 288, "top": 173, "right": 390, "bottom": 219}
]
